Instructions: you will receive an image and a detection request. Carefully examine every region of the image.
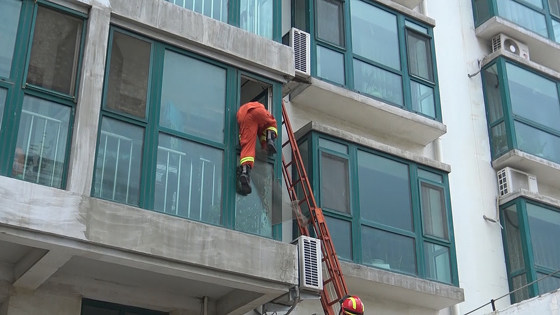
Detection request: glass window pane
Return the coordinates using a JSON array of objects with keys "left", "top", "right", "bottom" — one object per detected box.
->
[
  {"left": 362, "top": 226, "right": 417, "bottom": 275},
  {"left": 169, "top": 0, "right": 228, "bottom": 22},
  {"left": 26, "top": 6, "right": 83, "bottom": 95},
  {"left": 358, "top": 151, "right": 413, "bottom": 231},
  {"left": 13, "top": 96, "right": 70, "bottom": 188},
  {"left": 524, "top": 0, "right": 543, "bottom": 8},
  {"left": 491, "top": 122, "right": 509, "bottom": 157},
  {"left": 354, "top": 59, "right": 403, "bottom": 106},
  {"left": 321, "top": 152, "right": 350, "bottom": 214},
  {"left": 82, "top": 305, "right": 120, "bottom": 315},
  {"left": 515, "top": 121, "right": 560, "bottom": 164},
  {"left": 474, "top": 0, "right": 492, "bottom": 25},
  {"left": 319, "top": 138, "right": 347, "bottom": 154},
  {"left": 155, "top": 134, "right": 223, "bottom": 225},
  {"left": 407, "top": 32, "right": 433, "bottom": 81},
  {"left": 424, "top": 243, "right": 452, "bottom": 283},
  {"left": 0, "top": 0, "right": 21, "bottom": 78},
  {"left": 536, "top": 273, "right": 560, "bottom": 295},
  {"left": 482, "top": 65, "right": 504, "bottom": 123},
  {"left": 553, "top": 19, "right": 560, "bottom": 43},
  {"left": 497, "top": 0, "right": 547, "bottom": 37},
  {"left": 315, "top": 0, "right": 344, "bottom": 46},
  {"left": 503, "top": 204, "right": 525, "bottom": 271},
  {"left": 551, "top": 0, "right": 560, "bottom": 16},
  {"left": 297, "top": 140, "right": 310, "bottom": 216},
  {"left": 240, "top": 0, "right": 273, "bottom": 39},
  {"left": 236, "top": 162, "right": 274, "bottom": 237},
  {"left": 317, "top": 46, "right": 345, "bottom": 85},
  {"left": 421, "top": 183, "right": 448, "bottom": 240},
  {"left": 512, "top": 274, "right": 530, "bottom": 303},
  {"left": 106, "top": 31, "right": 151, "bottom": 119},
  {"left": 526, "top": 203, "right": 560, "bottom": 271},
  {"left": 418, "top": 169, "right": 442, "bottom": 183},
  {"left": 0, "top": 88, "right": 6, "bottom": 128},
  {"left": 325, "top": 216, "right": 352, "bottom": 260},
  {"left": 351, "top": 0, "right": 399, "bottom": 69},
  {"left": 93, "top": 118, "right": 144, "bottom": 206},
  {"left": 405, "top": 21, "right": 428, "bottom": 34},
  {"left": 507, "top": 63, "right": 560, "bottom": 132},
  {"left": 294, "top": 0, "right": 307, "bottom": 31},
  {"left": 410, "top": 81, "right": 435, "bottom": 118},
  {"left": 160, "top": 51, "right": 226, "bottom": 143}
]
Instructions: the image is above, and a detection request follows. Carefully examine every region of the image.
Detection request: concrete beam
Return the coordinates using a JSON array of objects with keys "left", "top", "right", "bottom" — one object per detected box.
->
[
  {"left": 13, "top": 249, "right": 72, "bottom": 290},
  {"left": 217, "top": 290, "right": 278, "bottom": 315}
]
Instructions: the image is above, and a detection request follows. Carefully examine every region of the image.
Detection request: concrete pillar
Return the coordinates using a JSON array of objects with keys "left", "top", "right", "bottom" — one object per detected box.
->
[
  {"left": 2, "top": 290, "right": 81, "bottom": 315},
  {"left": 66, "top": 2, "right": 111, "bottom": 195}
]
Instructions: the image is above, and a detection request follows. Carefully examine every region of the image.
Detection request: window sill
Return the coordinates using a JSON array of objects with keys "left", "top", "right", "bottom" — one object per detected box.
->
[
  {"left": 390, "top": 0, "right": 425, "bottom": 11},
  {"left": 373, "top": 0, "right": 435, "bottom": 25},
  {"left": 341, "top": 261, "right": 464, "bottom": 311},
  {"left": 475, "top": 16, "right": 560, "bottom": 74},
  {"left": 289, "top": 77, "right": 447, "bottom": 146},
  {"left": 492, "top": 149, "right": 560, "bottom": 193}
]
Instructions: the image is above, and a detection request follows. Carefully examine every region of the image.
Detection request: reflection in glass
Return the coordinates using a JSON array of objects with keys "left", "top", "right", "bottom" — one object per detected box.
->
[
  {"left": 155, "top": 134, "right": 223, "bottom": 225},
  {"left": 411, "top": 81, "right": 435, "bottom": 118},
  {"left": 351, "top": 0, "right": 399, "bottom": 69},
  {"left": 168, "top": 0, "right": 228, "bottom": 22},
  {"left": 317, "top": 46, "right": 345, "bottom": 85},
  {"left": 491, "top": 123, "right": 509, "bottom": 157},
  {"left": 362, "top": 226, "right": 417, "bottom": 275},
  {"left": 515, "top": 121, "right": 560, "bottom": 163},
  {"left": 512, "top": 274, "right": 530, "bottom": 302},
  {"left": 0, "top": 0, "right": 21, "bottom": 78},
  {"left": 503, "top": 204, "right": 525, "bottom": 271},
  {"left": 27, "top": 6, "right": 83, "bottom": 95},
  {"left": 321, "top": 152, "right": 350, "bottom": 214},
  {"left": 160, "top": 50, "right": 226, "bottom": 143},
  {"left": 418, "top": 169, "right": 443, "bottom": 183},
  {"left": 93, "top": 118, "right": 144, "bottom": 206},
  {"left": 106, "top": 31, "right": 151, "bottom": 118},
  {"left": 421, "top": 183, "right": 448, "bottom": 240},
  {"left": 240, "top": 0, "right": 273, "bottom": 39},
  {"left": 407, "top": 31, "right": 433, "bottom": 81},
  {"left": 13, "top": 96, "right": 70, "bottom": 188},
  {"left": 325, "top": 216, "right": 352, "bottom": 260},
  {"left": 526, "top": 203, "right": 560, "bottom": 271},
  {"left": 482, "top": 65, "right": 503, "bottom": 123},
  {"left": 358, "top": 151, "right": 412, "bottom": 231},
  {"left": 497, "top": 0, "right": 547, "bottom": 37},
  {"left": 354, "top": 59, "right": 403, "bottom": 106},
  {"left": 536, "top": 273, "right": 560, "bottom": 295},
  {"left": 424, "top": 243, "right": 452, "bottom": 283},
  {"left": 236, "top": 161, "right": 274, "bottom": 237},
  {"left": 316, "top": 0, "right": 344, "bottom": 46},
  {"left": 319, "top": 138, "right": 347, "bottom": 154}
]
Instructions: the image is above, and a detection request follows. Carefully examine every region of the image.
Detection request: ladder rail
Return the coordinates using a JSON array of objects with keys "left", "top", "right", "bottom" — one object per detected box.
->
[{"left": 280, "top": 102, "right": 349, "bottom": 315}]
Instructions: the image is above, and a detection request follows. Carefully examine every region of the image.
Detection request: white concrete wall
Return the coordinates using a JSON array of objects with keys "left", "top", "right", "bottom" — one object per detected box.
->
[
  {"left": 2, "top": 289, "right": 81, "bottom": 315},
  {"left": 486, "top": 289, "right": 560, "bottom": 315},
  {"left": 428, "top": 0, "right": 511, "bottom": 314}
]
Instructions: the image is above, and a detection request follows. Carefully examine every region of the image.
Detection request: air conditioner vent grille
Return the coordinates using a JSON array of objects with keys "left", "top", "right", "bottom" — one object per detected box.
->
[
  {"left": 303, "top": 238, "right": 319, "bottom": 287},
  {"left": 497, "top": 167, "right": 538, "bottom": 197},
  {"left": 293, "top": 235, "right": 323, "bottom": 292},
  {"left": 289, "top": 28, "right": 311, "bottom": 76}
]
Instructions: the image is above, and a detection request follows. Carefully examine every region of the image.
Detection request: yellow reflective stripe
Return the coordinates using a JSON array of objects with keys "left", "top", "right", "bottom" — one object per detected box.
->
[
  {"left": 259, "top": 136, "right": 266, "bottom": 141},
  {"left": 265, "top": 126, "right": 277, "bottom": 135},
  {"left": 240, "top": 157, "right": 254, "bottom": 164},
  {"left": 349, "top": 297, "right": 356, "bottom": 310}
]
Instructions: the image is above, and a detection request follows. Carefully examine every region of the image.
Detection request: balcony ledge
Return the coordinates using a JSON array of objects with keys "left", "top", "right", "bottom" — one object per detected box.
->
[
  {"left": 341, "top": 261, "right": 464, "bottom": 311},
  {"left": 499, "top": 189, "right": 560, "bottom": 208},
  {"left": 374, "top": 0, "right": 434, "bottom": 25},
  {"left": 289, "top": 77, "right": 447, "bottom": 146},
  {"left": 492, "top": 149, "right": 560, "bottom": 190},
  {"left": 475, "top": 16, "right": 560, "bottom": 74}
]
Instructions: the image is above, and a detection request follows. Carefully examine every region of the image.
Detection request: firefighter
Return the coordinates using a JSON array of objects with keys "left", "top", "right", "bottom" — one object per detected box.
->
[
  {"left": 340, "top": 295, "right": 365, "bottom": 315},
  {"left": 236, "top": 101, "right": 278, "bottom": 195}
]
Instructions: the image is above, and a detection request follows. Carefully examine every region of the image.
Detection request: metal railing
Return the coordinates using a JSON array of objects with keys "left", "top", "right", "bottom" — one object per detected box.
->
[
  {"left": 98, "top": 130, "right": 137, "bottom": 204},
  {"left": 167, "top": 0, "right": 226, "bottom": 22}
]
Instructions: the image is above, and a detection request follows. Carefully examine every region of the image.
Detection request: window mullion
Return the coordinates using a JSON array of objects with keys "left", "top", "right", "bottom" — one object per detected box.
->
[
  {"left": 409, "top": 165, "right": 424, "bottom": 278},
  {"left": 498, "top": 58, "right": 517, "bottom": 151},
  {"left": 518, "top": 199, "right": 539, "bottom": 297},
  {"left": 348, "top": 144, "right": 361, "bottom": 263},
  {"left": 344, "top": 0, "right": 354, "bottom": 89},
  {"left": 399, "top": 15, "right": 412, "bottom": 113},
  {"left": 223, "top": 68, "right": 238, "bottom": 230}
]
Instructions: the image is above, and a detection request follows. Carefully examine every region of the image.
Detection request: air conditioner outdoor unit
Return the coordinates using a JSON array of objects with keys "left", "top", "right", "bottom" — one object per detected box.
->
[
  {"left": 289, "top": 28, "right": 311, "bottom": 77},
  {"left": 293, "top": 235, "right": 323, "bottom": 292},
  {"left": 497, "top": 167, "right": 538, "bottom": 197},
  {"left": 492, "top": 33, "right": 530, "bottom": 60}
]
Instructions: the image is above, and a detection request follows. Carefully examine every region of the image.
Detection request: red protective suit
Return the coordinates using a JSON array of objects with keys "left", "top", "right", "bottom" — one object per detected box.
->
[{"left": 237, "top": 102, "right": 278, "bottom": 168}]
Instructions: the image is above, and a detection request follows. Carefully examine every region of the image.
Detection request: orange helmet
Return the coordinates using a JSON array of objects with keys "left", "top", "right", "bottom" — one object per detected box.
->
[{"left": 340, "top": 295, "right": 365, "bottom": 315}]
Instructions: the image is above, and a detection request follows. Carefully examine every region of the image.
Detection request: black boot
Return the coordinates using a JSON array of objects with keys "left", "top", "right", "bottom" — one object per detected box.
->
[
  {"left": 266, "top": 130, "right": 277, "bottom": 155},
  {"left": 238, "top": 164, "right": 252, "bottom": 195}
]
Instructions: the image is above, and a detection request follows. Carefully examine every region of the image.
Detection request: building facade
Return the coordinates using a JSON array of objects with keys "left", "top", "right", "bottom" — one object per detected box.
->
[{"left": 0, "top": 0, "right": 558, "bottom": 314}]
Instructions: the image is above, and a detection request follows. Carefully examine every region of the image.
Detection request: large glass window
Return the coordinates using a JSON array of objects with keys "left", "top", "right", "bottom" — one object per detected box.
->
[
  {"left": 299, "top": 132, "right": 458, "bottom": 284},
  {"left": 93, "top": 28, "right": 282, "bottom": 239},
  {"left": 165, "top": 0, "right": 280, "bottom": 41},
  {"left": 473, "top": 0, "right": 560, "bottom": 43},
  {"left": 82, "top": 299, "right": 167, "bottom": 315},
  {"left": 309, "top": 0, "right": 440, "bottom": 119},
  {"left": 501, "top": 199, "right": 560, "bottom": 304},
  {"left": 481, "top": 58, "right": 560, "bottom": 164},
  {"left": 0, "top": 1, "right": 86, "bottom": 189}
]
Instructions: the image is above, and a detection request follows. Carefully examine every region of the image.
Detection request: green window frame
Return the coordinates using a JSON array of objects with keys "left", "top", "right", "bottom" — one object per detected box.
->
[
  {"left": 472, "top": 0, "right": 560, "bottom": 43},
  {"left": 0, "top": 0, "right": 87, "bottom": 189},
  {"left": 481, "top": 56, "right": 560, "bottom": 164},
  {"left": 81, "top": 298, "right": 168, "bottom": 315},
  {"left": 291, "top": 0, "right": 442, "bottom": 121},
  {"left": 500, "top": 198, "right": 560, "bottom": 304},
  {"left": 92, "top": 27, "right": 283, "bottom": 240},
  {"left": 297, "top": 132, "right": 458, "bottom": 286},
  {"left": 165, "top": 0, "right": 282, "bottom": 42}
]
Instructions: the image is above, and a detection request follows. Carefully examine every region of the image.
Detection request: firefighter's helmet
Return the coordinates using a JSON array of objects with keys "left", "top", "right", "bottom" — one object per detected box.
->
[{"left": 340, "top": 295, "right": 365, "bottom": 315}]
